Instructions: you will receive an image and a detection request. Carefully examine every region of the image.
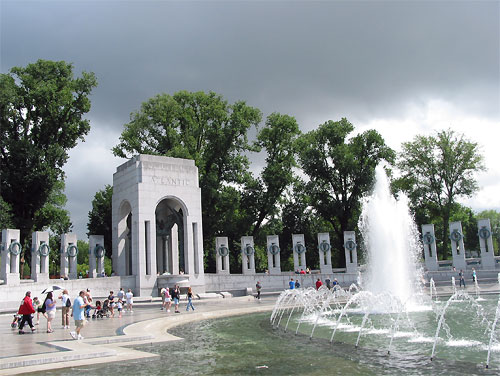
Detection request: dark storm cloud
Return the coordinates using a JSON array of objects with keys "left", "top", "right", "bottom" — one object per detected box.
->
[
  {"left": 2, "top": 1, "right": 498, "bottom": 129},
  {"left": 1, "top": 1, "right": 498, "bottom": 238}
]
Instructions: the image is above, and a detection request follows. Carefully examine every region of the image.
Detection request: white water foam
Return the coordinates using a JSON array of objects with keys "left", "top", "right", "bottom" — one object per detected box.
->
[{"left": 359, "top": 165, "right": 423, "bottom": 307}]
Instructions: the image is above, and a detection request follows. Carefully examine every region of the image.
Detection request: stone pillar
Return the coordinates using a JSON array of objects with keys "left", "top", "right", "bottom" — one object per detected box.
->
[
  {"left": 241, "top": 236, "right": 255, "bottom": 275},
  {"left": 449, "top": 221, "right": 466, "bottom": 270},
  {"left": 61, "top": 233, "right": 78, "bottom": 279},
  {"left": 422, "top": 224, "right": 438, "bottom": 271},
  {"left": 266, "top": 235, "right": 281, "bottom": 275},
  {"left": 317, "top": 232, "right": 332, "bottom": 274},
  {"left": 171, "top": 224, "right": 179, "bottom": 275},
  {"left": 89, "top": 235, "right": 105, "bottom": 278},
  {"left": 31, "top": 231, "right": 50, "bottom": 282},
  {"left": 215, "top": 237, "right": 230, "bottom": 274},
  {"left": 0, "top": 229, "right": 21, "bottom": 285},
  {"left": 478, "top": 218, "right": 495, "bottom": 269},
  {"left": 343, "top": 231, "right": 358, "bottom": 274},
  {"left": 292, "top": 234, "right": 307, "bottom": 272}
]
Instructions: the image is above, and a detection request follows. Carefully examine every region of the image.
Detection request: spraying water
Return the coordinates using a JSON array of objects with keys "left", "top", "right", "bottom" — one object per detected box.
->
[{"left": 359, "top": 165, "right": 422, "bottom": 306}]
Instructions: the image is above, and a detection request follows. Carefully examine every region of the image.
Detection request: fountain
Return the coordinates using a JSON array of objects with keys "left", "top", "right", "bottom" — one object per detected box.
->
[
  {"left": 271, "top": 165, "right": 500, "bottom": 370},
  {"left": 429, "top": 278, "right": 438, "bottom": 302},
  {"left": 359, "top": 165, "right": 423, "bottom": 306}
]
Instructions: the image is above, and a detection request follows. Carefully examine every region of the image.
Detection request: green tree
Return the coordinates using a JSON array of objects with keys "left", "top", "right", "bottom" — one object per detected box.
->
[
  {"left": 33, "top": 180, "right": 72, "bottom": 235},
  {"left": 395, "top": 129, "right": 485, "bottom": 259},
  {"left": 245, "top": 113, "right": 301, "bottom": 236},
  {"left": 0, "top": 59, "right": 97, "bottom": 246},
  {"left": 112, "top": 91, "right": 262, "bottom": 271},
  {"left": 296, "top": 118, "right": 395, "bottom": 267},
  {"left": 0, "top": 197, "right": 13, "bottom": 229},
  {"left": 87, "top": 185, "right": 113, "bottom": 258},
  {"left": 76, "top": 240, "right": 89, "bottom": 277}
]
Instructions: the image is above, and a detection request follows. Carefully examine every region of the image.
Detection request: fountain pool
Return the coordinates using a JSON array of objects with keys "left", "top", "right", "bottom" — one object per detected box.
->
[
  {"left": 31, "top": 309, "right": 500, "bottom": 375},
  {"left": 269, "top": 165, "right": 500, "bottom": 370}
]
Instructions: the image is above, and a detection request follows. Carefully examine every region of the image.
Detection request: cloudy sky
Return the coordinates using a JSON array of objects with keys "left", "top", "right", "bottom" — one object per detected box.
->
[{"left": 1, "top": 0, "right": 499, "bottom": 240}]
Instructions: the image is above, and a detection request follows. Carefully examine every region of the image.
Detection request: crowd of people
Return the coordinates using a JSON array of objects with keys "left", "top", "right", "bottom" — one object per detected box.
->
[
  {"left": 288, "top": 276, "right": 339, "bottom": 290},
  {"left": 12, "top": 287, "right": 136, "bottom": 340},
  {"left": 159, "top": 285, "right": 195, "bottom": 313},
  {"left": 13, "top": 284, "right": 200, "bottom": 338}
]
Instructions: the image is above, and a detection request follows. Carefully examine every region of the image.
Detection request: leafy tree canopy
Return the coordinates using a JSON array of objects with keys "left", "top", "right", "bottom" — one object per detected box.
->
[
  {"left": 87, "top": 184, "right": 113, "bottom": 258},
  {"left": 395, "top": 129, "right": 485, "bottom": 259},
  {"left": 112, "top": 90, "right": 262, "bottom": 271},
  {"left": 296, "top": 118, "right": 395, "bottom": 266},
  {"left": 0, "top": 59, "right": 97, "bottom": 244}
]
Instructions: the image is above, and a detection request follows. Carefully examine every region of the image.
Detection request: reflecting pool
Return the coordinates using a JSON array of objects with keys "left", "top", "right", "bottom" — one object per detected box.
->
[{"left": 32, "top": 305, "right": 500, "bottom": 376}]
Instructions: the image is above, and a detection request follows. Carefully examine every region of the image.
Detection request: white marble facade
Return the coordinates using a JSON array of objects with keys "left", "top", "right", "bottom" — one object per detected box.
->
[{"left": 112, "top": 155, "right": 205, "bottom": 296}]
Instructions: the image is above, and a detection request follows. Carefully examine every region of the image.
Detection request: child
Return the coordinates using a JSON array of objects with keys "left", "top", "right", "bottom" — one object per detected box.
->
[
  {"left": 11, "top": 314, "right": 20, "bottom": 328},
  {"left": 92, "top": 301, "right": 102, "bottom": 319},
  {"left": 32, "top": 297, "right": 43, "bottom": 325},
  {"left": 116, "top": 299, "right": 123, "bottom": 318},
  {"left": 163, "top": 287, "right": 171, "bottom": 313}
]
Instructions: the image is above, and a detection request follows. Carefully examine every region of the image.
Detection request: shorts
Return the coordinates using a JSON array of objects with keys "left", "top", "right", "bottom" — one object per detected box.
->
[
  {"left": 173, "top": 297, "right": 179, "bottom": 305},
  {"left": 118, "top": 308, "right": 122, "bottom": 312},
  {"left": 47, "top": 311, "right": 56, "bottom": 319},
  {"left": 165, "top": 298, "right": 171, "bottom": 302},
  {"left": 75, "top": 319, "right": 85, "bottom": 328}
]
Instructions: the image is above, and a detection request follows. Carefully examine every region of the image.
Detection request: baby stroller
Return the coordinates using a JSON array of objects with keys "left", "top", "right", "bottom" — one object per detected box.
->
[{"left": 92, "top": 300, "right": 110, "bottom": 319}]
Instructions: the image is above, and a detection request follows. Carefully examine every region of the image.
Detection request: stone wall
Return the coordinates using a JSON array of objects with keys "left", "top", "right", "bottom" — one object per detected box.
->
[
  {"left": 204, "top": 272, "right": 358, "bottom": 293},
  {"left": 0, "top": 275, "right": 135, "bottom": 312}
]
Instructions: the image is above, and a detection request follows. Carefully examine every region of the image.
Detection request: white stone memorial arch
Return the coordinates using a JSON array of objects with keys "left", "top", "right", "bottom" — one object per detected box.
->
[{"left": 112, "top": 155, "right": 205, "bottom": 296}]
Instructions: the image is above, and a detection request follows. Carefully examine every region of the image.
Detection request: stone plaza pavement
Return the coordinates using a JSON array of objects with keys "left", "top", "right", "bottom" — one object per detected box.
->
[
  {"left": 1, "top": 280, "right": 499, "bottom": 375},
  {"left": 0, "top": 295, "right": 277, "bottom": 375}
]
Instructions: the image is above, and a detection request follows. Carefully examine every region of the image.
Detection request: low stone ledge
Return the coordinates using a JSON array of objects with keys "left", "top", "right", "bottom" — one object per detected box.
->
[
  {"left": 219, "top": 291, "right": 232, "bottom": 298},
  {"left": 0, "top": 349, "right": 117, "bottom": 370},
  {"left": 196, "top": 292, "right": 223, "bottom": 300},
  {"left": 87, "top": 335, "right": 153, "bottom": 345}
]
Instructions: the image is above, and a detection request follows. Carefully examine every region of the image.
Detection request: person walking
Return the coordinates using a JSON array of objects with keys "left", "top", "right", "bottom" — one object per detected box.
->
[
  {"left": 315, "top": 278, "right": 323, "bottom": 290},
  {"left": 186, "top": 287, "right": 195, "bottom": 311},
  {"left": 108, "top": 291, "right": 115, "bottom": 317},
  {"left": 172, "top": 285, "right": 181, "bottom": 313},
  {"left": 58, "top": 289, "right": 71, "bottom": 329},
  {"left": 160, "top": 287, "right": 167, "bottom": 310},
  {"left": 18, "top": 291, "right": 36, "bottom": 334},
  {"left": 289, "top": 278, "right": 295, "bottom": 290},
  {"left": 125, "top": 289, "right": 134, "bottom": 313},
  {"left": 255, "top": 281, "right": 262, "bottom": 300},
  {"left": 44, "top": 292, "right": 56, "bottom": 333},
  {"left": 459, "top": 269, "right": 466, "bottom": 288},
  {"left": 70, "top": 290, "right": 88, "bottom": 340}
]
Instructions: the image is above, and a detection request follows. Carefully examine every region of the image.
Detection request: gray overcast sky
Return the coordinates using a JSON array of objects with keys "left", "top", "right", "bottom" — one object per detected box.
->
[{"left": 1, "top": 0, "right": 499, "bottom": 240}]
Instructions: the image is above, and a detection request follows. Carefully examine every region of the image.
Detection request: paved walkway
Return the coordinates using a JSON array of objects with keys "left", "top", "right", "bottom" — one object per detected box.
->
[
  {"left": 0, "top": 295, "right": 276, "bottom": 375},
  {"left": 1, "top": 282, "right": 500, "bottom": 375}
]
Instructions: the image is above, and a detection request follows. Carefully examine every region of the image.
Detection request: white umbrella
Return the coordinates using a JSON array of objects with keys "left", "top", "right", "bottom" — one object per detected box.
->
[{"left": 41, "top": 285, "right": 63, "bottom": 294}]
